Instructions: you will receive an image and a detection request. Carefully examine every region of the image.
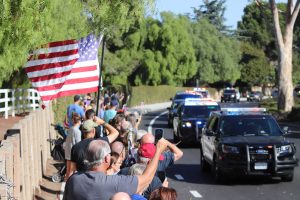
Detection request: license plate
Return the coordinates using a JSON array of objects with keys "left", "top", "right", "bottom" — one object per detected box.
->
[{"left": 254, "top": 162, "right": 268, "bottom": 170}]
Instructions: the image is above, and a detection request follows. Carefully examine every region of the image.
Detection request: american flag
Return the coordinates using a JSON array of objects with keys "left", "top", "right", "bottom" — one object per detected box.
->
[{"left": 24, "top": 34, "right": 102, "bottom": 105}]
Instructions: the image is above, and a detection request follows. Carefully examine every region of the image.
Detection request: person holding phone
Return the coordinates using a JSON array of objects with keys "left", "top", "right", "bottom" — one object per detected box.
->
[{"left": 138, "top": 133, "right": 183, "bottom": 173}]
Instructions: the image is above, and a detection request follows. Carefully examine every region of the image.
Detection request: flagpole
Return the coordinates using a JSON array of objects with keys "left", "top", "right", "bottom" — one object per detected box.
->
[{"left": 96, "top": 36, "right": 105, "bottom": 116}]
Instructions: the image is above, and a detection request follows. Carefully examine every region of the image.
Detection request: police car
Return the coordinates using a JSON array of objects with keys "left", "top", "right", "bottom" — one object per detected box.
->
[
  {"left": 167, "top": 92, "right": 202, "bottom": 127},
  {"left": 173, "top": 98, "right": 220, "bottom": 143},
  {"left": 200, "top": 108, "right": 298, "bottom": 182}
]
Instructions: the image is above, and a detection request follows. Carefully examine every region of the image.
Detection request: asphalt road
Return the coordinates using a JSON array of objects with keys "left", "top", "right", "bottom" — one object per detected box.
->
[{"left": 140, "top": 101, "right": 300, "bottom": 200}]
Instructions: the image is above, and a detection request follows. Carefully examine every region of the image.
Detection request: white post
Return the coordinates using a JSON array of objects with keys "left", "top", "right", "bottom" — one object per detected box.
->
[
  {"left": 12, "top": 89, "right": 15, "bottom": 117},
  {"left": 5, "top": 89, "right": 8, "bottom": 119}
]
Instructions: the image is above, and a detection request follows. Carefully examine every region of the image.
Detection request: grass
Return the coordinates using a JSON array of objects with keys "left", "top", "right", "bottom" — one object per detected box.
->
[
  {"left": 259, "top": 97, "right": 300, "bottom": 121},
  {"left": 51, "top": 85, "right": 219, "bottom": 123},
  {"left": 128, "top": 85, "right": 217, "bottom": 107}
]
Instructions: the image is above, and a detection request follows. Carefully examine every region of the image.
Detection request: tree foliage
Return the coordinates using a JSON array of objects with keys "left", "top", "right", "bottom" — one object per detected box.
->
[
  {"left": 240, "top": 42, "right": 275, "bottom": 86},
  {"left": 191, "top": 19, "right": 241, "bottom": 84},
  {"left": 193, "top": 0, "right": 227, "bottom": 31},
  {"left": 0, "top": 0, "right": 89, "bottom": 87}
]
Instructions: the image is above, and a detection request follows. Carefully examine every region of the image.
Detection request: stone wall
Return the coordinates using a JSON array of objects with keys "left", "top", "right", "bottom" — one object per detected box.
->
[{"left": 0, "top": 105, "right": 56, "bottom": 200}]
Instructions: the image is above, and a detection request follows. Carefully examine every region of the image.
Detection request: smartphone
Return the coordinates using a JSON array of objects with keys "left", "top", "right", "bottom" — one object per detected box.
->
[
  {"left": 157, "top": 171, "right": 166, "bottom": 182},
  {"left": 154, "top": 128, "right": 164, "bottom": 143}
]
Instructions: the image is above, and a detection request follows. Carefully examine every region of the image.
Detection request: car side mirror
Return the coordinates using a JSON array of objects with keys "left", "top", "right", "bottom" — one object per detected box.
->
[
  {"left": 206, "top": 129, "right": 214, "bottom": 136},
  {"left": 282, "top": 126, "right": 291, "bottom": 135}
]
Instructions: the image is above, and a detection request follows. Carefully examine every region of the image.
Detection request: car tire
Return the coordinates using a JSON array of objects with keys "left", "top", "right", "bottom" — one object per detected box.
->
[
  {"left": 281, "top": 171, "right": 294, "bottom": 182},
  {"left": 212, "top": 158, "right": 224, "bottom": 182},
  {"left": 200, "top": 148, "right": 210, "bottom": 172}
]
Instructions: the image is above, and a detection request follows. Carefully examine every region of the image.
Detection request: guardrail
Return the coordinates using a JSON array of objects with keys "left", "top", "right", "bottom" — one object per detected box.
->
[{"left": 0, "top": 89, "right": 40, "bottom": 119}]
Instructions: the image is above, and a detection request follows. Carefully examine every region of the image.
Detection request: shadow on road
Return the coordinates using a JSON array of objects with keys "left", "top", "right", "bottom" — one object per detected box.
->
[{"left": 167, "top": 164, "right": 282, "bottom": 186}]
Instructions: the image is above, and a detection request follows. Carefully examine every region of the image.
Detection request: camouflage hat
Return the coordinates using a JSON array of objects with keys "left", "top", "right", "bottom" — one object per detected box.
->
[{"left": 82, "top": 119, "right": 98, "bottom": 133}]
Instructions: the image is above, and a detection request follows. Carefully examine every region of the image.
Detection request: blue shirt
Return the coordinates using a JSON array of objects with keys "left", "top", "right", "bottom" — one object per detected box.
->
[
  {"left": 103, "top": 109, "right": 117, "bottom": 123},
  {"left": 67, "top": 104, "right": 85, "bottom": 126}
]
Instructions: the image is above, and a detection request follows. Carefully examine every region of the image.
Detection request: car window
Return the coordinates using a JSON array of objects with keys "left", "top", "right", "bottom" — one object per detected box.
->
[
  {"left": 207, "top": 116, "right": 217, "bottom": 131},
  {"left": 224, "top": 90, "right": 236, "bottom": 94},
  {"left": 212, "top": 117, "right": 219, "bottom": 132},
  {"left": 183, "top": 105, "right": 220, "bottom": 118},
  {"left": 219, "top": 116, "right": 282, "bottom": 136},
  {"left": 174, "top": 94, "right": 201, "bottom": 100}
]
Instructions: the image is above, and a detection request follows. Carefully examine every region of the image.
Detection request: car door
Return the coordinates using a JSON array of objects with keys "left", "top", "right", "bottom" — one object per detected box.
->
[
  {"left": 173, "top": 104, "right": 182, "bottom": 136},
  {"left": 206, "top": 116, "right": 219, "bottom": 162},
  {"left": 202, "top": 115, "right": 216, "bottom": 159}
]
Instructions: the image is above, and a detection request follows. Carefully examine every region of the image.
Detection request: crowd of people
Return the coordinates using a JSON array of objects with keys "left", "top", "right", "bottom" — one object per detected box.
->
[{"left": 61, "top": 93, "right": 183, "bottom": 200}]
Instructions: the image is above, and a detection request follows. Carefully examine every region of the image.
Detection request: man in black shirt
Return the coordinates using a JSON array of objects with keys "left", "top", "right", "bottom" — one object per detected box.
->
[{"left": 67, "top": 117, "right": 119, "bottom": 178}]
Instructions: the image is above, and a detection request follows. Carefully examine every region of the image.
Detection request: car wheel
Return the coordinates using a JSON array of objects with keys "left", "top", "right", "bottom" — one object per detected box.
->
[
  {"left": 281, "top": 171, "right": 294, "bottom": 182},
  {"left": 212, "top": 158, "right": 224, "bottom": 182},
  {"left": 200, "top": 148, "right": 210, "bottom": 172}
]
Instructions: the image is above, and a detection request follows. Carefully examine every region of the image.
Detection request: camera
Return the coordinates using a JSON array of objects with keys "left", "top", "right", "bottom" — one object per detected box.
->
[{"left": 154, "top": 128, "right": 164, "bottom": 143}]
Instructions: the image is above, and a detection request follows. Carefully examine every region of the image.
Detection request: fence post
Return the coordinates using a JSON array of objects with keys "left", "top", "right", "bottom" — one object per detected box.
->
[
  {"left": 12, "top": 89, "right": 15, "bottom": 117},
  {"left": 5, "top": 89, "right": 8, "bottom": 119}
]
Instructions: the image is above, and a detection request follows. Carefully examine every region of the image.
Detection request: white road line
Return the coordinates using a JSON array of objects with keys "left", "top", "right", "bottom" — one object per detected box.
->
[
  {"left": 174, "top": 174, "right": 184, "bottom": 180},
  {"left": 190, "top": 190, "right": 203, "bottom": 198},
  {"left": 59, "top": 182, "right": 66, "bottom": 200},
  {"left": 148, "top": 111, "right": 168, "bottom": 134}
]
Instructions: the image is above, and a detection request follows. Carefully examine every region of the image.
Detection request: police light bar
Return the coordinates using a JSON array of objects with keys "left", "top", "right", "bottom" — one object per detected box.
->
[
  {"left": 185, "top": 98, "right": 218, "bottom": 106},
  {"left": 221, "top": 108, "right": 267, "bottom": 113}
]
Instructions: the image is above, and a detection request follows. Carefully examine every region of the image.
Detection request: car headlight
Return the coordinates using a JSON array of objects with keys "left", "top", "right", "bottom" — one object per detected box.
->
[
  {"left": 277, "top": 145, "right": 293, "bottom": 155},
  {"left": 222, "top": 144, "right": 239, "bottom": 154},
  {"left": 231, "top": 94, "right": 235, "bottom": 97},
  {"left": 182, "top": 122, "right": 192, "bottom": 128}
]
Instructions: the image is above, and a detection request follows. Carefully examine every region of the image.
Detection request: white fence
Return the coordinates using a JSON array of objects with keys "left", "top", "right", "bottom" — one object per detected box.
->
[{"left": 0, "top": 89, "right": 40, "bottom": 119}]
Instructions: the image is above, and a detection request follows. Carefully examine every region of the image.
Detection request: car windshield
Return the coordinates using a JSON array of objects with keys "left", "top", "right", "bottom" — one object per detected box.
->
[
  {"left": 224, "top": 90, "right": 236, "bottom": 94},
  {"left": 183, "top": 105, "right": 220, "bottom": 118},
  {"left": 219, "top": 116, "right": 283, "bottom": 136},
  {"left": 172, "top": 101, "right": 182, "bottom": 109},
  {"left": 174, "top": 94, "right": 201, "bottom": 100}
]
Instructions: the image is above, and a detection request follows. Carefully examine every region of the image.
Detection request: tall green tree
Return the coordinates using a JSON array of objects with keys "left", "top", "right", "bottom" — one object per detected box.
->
[
  {"left": 193, "top": 0, "right": 227, "bottom": 31},
  {"left": 240, "top": 42, "right": 275, "bottom": 86},
  {"left": 191, "top": 19, "right": 241, "bottom": 84}
]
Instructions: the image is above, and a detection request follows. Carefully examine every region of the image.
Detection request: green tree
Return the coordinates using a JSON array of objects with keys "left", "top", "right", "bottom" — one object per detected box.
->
[
  {"left": 0, "top": 0, "right": 89, "bottom": 87},
  {"left": 193, "top": 0, "right": 227, "bottom": 31},
  {"left": 191, "top": 19, "right": 241, "bottom": 84},
  {"left": 134, "top": 13, "right": 197, "bottom": 86},
  {"left": 240, "top": 42, "right": 275, "bottom": 86}
]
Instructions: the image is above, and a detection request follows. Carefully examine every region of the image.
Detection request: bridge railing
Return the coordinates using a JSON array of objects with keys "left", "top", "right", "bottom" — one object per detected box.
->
[{"left": 0, "top": 89, "right": 40, "bottom": 119}]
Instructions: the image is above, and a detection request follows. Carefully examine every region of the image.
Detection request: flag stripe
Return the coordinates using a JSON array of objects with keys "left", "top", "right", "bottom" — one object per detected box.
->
[
  {"left": 30, "top": 67, "right": 98, "bottom": 87},
  {"left": 25, "top": 54, "right": 79, "bottom": 68},
  {"left": 71, "top": 65, "right": 97, "bottom": 73},
  {"left": 28, "top": 49, "right": 79, "bottom": 61},
  {"left": 26, "top": 64, "right": 73, "bottom": 78},
  {"left": 40, "top": 85, "right": 99, "bottom": 101},
  {"left": 29, "top": 70, "right": 71, "bottom": 83},
  {"left": 36, "top": 76, "right": 99, "bottom": 92},
  {"left": 41, "top": 87, "right": 98, "bottom": 102},
  {"left": 25, "top": 34, "right": 102, "bottom": 105},
  {"left": 39, "top": 80, "right": 98, "bottom": 96},
  {"left": 47, "top": 39, "right": 77, "bottom": 48},
  {"left": 31, "top": 43, "right": 78, "bottom": 55}
]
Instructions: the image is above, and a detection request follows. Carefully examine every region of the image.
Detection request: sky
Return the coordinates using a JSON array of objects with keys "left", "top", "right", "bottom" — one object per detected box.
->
[{"left": 155, "top": 0, "right": 250, "bottom": 29}]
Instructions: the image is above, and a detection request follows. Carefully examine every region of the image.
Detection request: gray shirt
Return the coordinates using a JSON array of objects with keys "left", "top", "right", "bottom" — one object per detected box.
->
[
  {"left": 63, "top": 171, "right": 138, "bottom": 200},
  {"left": 64, "top": 126, "right": 81, "bottom": 160}
]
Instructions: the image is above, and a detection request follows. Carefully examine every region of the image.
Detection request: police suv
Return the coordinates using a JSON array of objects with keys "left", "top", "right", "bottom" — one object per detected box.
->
[
  {"left": 173, "top": 98, "right": 220, "bottom": 144},
  {"left": 200, "top": 108, "right": 298, "bottom": 182},
  {"left": 167, "top": 91, "right": 202, "bottom": 127}
]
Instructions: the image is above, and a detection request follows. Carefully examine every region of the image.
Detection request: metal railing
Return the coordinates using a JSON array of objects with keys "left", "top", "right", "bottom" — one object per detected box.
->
[{"left": 0, "top": 89, "right": 40, "bottom": 119}]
